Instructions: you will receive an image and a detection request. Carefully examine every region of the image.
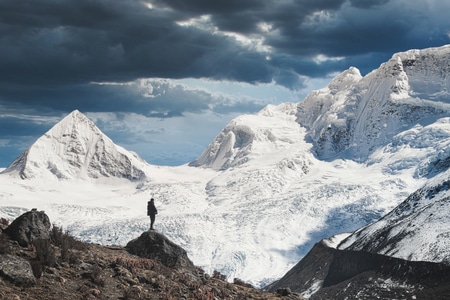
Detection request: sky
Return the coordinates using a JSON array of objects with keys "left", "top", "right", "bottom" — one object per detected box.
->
[{"left": 0, "top": 0, "right": 449, "bottom": 167}]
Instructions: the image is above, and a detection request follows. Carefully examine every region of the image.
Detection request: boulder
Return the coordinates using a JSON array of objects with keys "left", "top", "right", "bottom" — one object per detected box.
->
[
  {"left": 126, "top": 231, "right": 196, "bottom": 275},
  {"left": 4, "top": 209, "right": 51, "bottom": 247},
  {"left": 0, "top": 254, "right": 36, "bottom": 285}
]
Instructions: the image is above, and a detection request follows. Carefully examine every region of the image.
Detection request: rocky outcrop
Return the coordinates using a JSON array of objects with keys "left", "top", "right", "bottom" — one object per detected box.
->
[
  {"left": 0, "top": 254, "right": 36, "bottom": 285},
  {"left": 4, "top": 209, "right": 51, "bottom": 247},
  {"left": 126, "top": 231, "right": 197, "bottom": 276}
]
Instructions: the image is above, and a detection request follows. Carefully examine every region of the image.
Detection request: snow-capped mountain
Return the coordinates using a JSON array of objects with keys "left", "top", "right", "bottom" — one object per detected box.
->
[
  {"left": 1, "top": 45, "right": 450, "bottom": 288},
  {"left": 1, "top": 110, "right": 148, "bottom": 181},
  {"left": 297, "top": 45, "right": 450, "bottom": 161},
  {"left": 189, "top": 103, "right": 310, "bottom": 171}
]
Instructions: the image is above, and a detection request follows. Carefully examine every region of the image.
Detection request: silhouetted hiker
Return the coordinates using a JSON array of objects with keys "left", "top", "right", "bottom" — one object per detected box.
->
[{"left": 147, "top": 198, "right": 158, "bottom": 230}]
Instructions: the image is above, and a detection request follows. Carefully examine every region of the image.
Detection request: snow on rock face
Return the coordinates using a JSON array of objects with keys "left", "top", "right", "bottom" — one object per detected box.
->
[
  {"left": 338, "top": 166, "right": 450, "bottom": 265},
  {"left": 399, "top": 45, "right": 450, "bottom": 101},
  {"left": 193, "top": 45, "right": 450, "bottom": 169},
  {"left": 297, "top": 45, "right": 450, "bottom": 160},
  {"left": 190, "top": 103, "right": 302, "bottom": 170},
  {"left": 1, "top": 110, "right": 147, "bottom": 181}
]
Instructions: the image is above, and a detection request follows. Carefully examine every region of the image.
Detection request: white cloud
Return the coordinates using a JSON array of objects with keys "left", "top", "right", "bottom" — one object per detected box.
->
[
  {"left": 0, "top": 139, "right": 10, "bottom": 147},
  {"left": 313, "top": 54, "right": 345, "bottom": 64}
]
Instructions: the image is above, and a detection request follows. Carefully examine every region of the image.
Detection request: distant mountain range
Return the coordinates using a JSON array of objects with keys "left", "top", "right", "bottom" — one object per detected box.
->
[{"left": 1, "top": 45, "right": 450, "bottom": 293}]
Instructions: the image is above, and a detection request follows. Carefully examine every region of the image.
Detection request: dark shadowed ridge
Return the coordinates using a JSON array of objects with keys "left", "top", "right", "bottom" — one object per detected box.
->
[{"left": 267, "top": 240, "right": 450, "bottom": 299}]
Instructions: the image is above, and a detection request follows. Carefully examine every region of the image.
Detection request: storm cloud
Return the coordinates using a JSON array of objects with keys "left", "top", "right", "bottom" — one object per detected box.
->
[
  {"left": 1, "top": 0, "right": 448, "bottom": 89},
  {"left": 0, "top": 0, "right": 449, "bottom": 166}
]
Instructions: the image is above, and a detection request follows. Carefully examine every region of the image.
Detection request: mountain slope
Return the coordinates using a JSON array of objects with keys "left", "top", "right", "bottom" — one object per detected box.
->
[
  {"left": 190, "top": 103, "right": 307, "bottom": 171},
  {"left": 297, "top": 45, "right": 450, "bottom": 161},
  {"left": 1, "top": 110, "right": 148, "bottom": 181},
  {"left": 338, "top": 166, "right": 450, "bottom": 264}
]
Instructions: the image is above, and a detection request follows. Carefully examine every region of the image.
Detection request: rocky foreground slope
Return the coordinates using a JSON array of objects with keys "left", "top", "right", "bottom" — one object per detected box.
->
[{"left": 0, "top": 210, "right": 301, "bottom": 299}]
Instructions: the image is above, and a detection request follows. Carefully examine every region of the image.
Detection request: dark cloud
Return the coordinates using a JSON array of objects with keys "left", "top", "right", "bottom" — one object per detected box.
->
[
  {"left": 0, "top": 0, "right": 449, "bottom": 116},
  {"left": 0, "top": 83, "right": 197, "bottom": 117},
  {"left": 265, "top": 1, "right": 448, "bottom": 58},
  {"left": 0, "top": 76, "right": 268, "bottom": 121},
  {"left": 0, "top": 117, "right": 52, "bottom": 137},
  {"left": 349, "top": 0, "right": 390, "bottom": 9},
  {"left": 0, "top": 115, "right": 56, "bottom": 166},
  {"left": 1, "top": 0, "right": 302, "bottom": 91}
]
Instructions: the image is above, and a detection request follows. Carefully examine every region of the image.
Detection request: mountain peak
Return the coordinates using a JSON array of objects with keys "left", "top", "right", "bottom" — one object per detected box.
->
[
  {"left": 297, "top": 44, "right": 450, "bottom": 160},
  {"left": 327, "top": 66, "right": 362, "bottom": 93},
  {"left": 1, "top": 110, "right": 148, "bottom": 181},
  {"left": 189, "top": 103, "right": 306, "bottom": 170}
]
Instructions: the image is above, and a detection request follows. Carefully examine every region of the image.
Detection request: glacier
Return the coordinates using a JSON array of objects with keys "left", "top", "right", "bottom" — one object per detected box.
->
[{"left": 1, "top": 45, "right": 450, "bottom": 287}]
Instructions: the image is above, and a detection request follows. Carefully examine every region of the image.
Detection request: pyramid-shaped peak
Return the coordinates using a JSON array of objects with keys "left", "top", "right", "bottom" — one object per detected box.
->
[
  {"left": 53, "top": 109, "right": 99, "bottom": 135},
  {"left": 53, "top": 109, "right": 99, "bottom": 130},
  {"left": 68, "top": 109, "right": 82, "bottom": 116},
  {"left": 68, "top": 109, "right": 89, "bottom": 121},
  {"left": 2, "top": 110, "right": 148, "bottom": 181},
  {"left": 60, "top": 109, "right": 89, "bottom": 123}
]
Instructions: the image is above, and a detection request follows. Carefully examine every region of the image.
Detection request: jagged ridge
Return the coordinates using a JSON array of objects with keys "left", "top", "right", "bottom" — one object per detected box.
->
[{"left": 297, "top": 45, "right": 450, "bottom": 161}]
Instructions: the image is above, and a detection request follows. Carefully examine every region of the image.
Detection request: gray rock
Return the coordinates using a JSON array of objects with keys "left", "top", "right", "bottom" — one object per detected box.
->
[
  {"left": 126, "top": 231, "right": 196, "bottom": 276},
  {"left": 4, "top": 209, "right": 51, "bottom": 247},
  {"left": 0, "top": 254, "right": 36, "bottom": 285},
  {"left": 277, "top": 287, "right": 292, "bottom": 296}
]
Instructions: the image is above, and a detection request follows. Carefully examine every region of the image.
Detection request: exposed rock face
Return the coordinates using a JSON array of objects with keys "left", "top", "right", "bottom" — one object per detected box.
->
[
  {"left": 0, "top": 254, "right": 36, "bottom": 285},
  {"left": 126, "top": 231, "right": 197, "bottom": 275},
  {"left": 265, "top": 241, "right": 335, "bottom": 295},
  {"left": 268, "top": 240, "right": 450, "bottom": 299},
  {"left": 0, "top": 218, "right": 8, "bottom": 232},
  {"left": 4, "top": 210, "right": 51, "bottom": 247}
]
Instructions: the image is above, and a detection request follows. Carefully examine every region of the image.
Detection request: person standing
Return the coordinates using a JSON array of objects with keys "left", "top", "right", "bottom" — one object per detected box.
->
[{"left": 147, "top": 198, "right": 158, "bottom": 231}]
